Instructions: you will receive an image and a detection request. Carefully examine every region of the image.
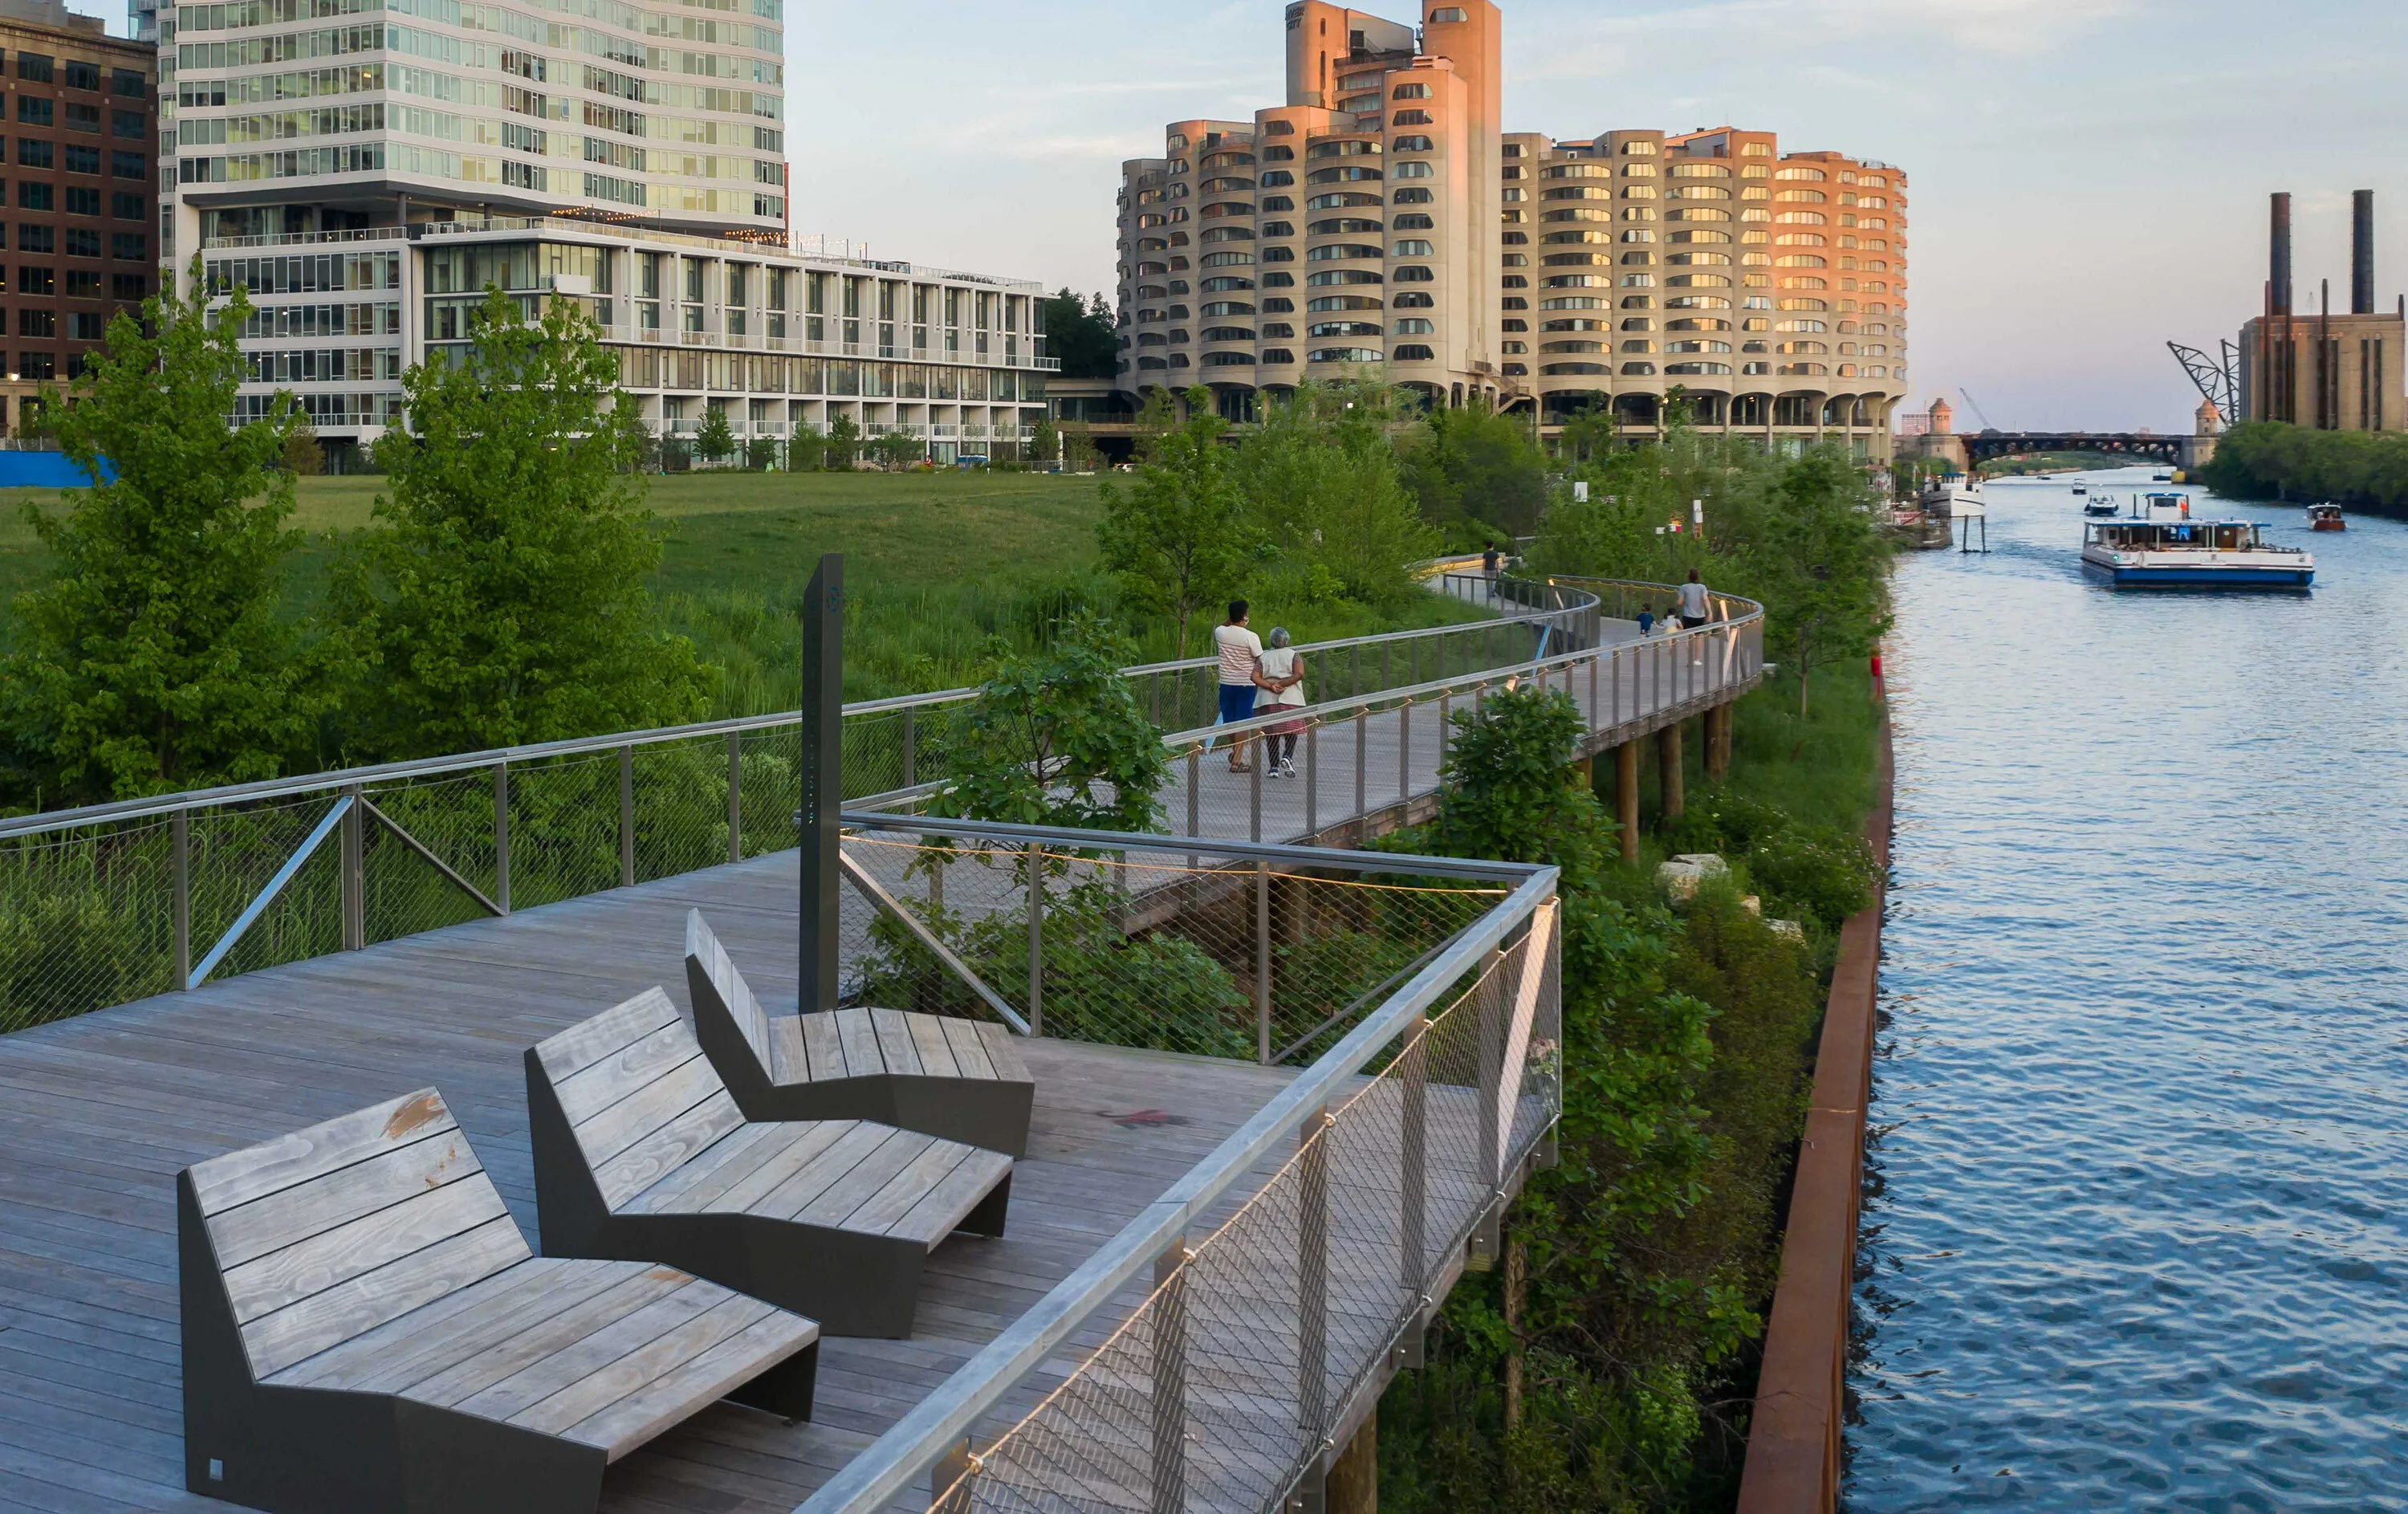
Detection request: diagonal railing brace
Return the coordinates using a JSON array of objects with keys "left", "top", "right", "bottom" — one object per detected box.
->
[{"left": 187, "top": 796, "right": 352, "bottom": 991}]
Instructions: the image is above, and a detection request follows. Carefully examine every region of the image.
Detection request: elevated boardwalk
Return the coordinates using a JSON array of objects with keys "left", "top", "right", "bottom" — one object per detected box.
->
[{"left": 0, "top": 855, "right": 1297, "bottom": 1513}]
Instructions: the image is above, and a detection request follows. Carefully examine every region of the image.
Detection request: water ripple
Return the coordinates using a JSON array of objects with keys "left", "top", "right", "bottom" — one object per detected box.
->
[{"left": 1847, "top": 471, "right": 2408, "bottom": 1512}]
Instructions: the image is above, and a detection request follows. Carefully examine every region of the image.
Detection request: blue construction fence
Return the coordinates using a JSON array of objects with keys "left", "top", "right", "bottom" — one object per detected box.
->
[{"left": 0, "top": 451, "right": 112, "bottom": 487}]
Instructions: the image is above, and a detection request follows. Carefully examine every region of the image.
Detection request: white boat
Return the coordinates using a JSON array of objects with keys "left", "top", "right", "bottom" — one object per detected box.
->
[
  {"left": 2072, "top": 482, "right": 2088, "bottom": 496},
  {"left": 2081, "top": 494, "right": 2312, "bottom": 587}
]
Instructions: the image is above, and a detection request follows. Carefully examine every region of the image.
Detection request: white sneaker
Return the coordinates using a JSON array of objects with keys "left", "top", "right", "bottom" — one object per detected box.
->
[
  {"left": 1283, "top": 758, "right": 1298, "bottom": 779},
  {"left": 1265, "top": 763, "right": 1282, "bottom": 779}
]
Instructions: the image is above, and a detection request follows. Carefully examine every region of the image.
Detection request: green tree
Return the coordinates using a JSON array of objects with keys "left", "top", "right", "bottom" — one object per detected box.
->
[
  {"left": 1232, "top": 379, "right": 1437, "bottom": 604},
  {"left": 869, "top": 430, "right": 925, "bottom": 471},
  {"left": 743, "top": 434, "right": 777, "bottom": 470},
  {"left": 924, "top": 613, "right": 1168, "bottom": 832},
  {"left": 336, "top": 288, "right": 707, "bottom": 758},
  {"left": 1096, "top": 385, "right": 1256, "bottom": 657},
  {"left": 787, "top": 423, "right": 826, "bottom": 471},
  {"left": 1, "top": 263, "right": 329, "bottom": 804},
  {"left": 1030, "top": 415, "right": 1061, "bottom": 470},
  {"left": 1405, "top": 402, "right": 1548, "bottom": 539},
  {"left": 1756, "top": 450, "right": 1893, "bottom": 713},
  {"left": 826, "top": 413, "right": 861, "bottom": 470},
  {"left": 1037, "top": 287, "right": 1119, "bottom": 380},
  {"left": 694, "top": 404, "right": 735, "bottom": 466},
  {"left": 283, "top": 412, "right": 325, "bottom": 475}
]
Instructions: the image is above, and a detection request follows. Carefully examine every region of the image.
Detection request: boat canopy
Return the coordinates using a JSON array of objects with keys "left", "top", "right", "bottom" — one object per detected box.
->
[{"left": 2086, "top": 519, "right": 2274, "bottom": 550}]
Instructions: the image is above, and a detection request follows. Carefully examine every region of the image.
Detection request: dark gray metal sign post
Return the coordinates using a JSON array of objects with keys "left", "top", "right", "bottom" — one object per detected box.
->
[{"left": 800, "top": 551, "right": 842, "bottom": 1013}]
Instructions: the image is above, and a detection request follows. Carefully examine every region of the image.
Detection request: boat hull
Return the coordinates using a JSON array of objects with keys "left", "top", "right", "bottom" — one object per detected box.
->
[
  {"left": 2088, "top": 562, "right": 2314, "bottom": 587},
  {"left": 2311, "top": 521, "right": 2345, "bottom": 532}
]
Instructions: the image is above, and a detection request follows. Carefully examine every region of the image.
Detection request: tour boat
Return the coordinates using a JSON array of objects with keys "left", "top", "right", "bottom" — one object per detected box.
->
[
  {"left": 2081, "top": 496, "right": 2312, "bottom": 587},
  {"left": 2308, "top": 503, "right": 2346, "bottom": 531}
]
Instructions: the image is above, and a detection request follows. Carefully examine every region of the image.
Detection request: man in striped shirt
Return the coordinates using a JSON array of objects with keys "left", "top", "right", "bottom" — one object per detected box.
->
[{"left": 1211, "top": 600, "right": 1263, "bottom": 772}]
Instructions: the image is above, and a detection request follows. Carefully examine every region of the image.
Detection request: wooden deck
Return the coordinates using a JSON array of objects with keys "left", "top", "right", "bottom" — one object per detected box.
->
[{"left": 0, "top": 855, "right": 1299, "bottom": 1514}]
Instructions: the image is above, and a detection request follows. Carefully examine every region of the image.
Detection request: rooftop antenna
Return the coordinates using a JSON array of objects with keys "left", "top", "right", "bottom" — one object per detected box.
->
[{"left": 799, "top": 552, "right": 842, "bottom": 1013}]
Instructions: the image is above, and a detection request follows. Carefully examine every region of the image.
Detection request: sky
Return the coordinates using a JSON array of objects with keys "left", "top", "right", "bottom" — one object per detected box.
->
[{"left": 74, "top": 0, "right": 2408, "bottom": 432}]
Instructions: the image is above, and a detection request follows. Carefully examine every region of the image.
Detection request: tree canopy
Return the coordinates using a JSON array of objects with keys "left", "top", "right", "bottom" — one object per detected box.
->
[
  {"left": 1, "top": 263, "right": 331, "bottom": 804},
  {"left": 333, "top": 288, "right": 708, "bottom": 759},
  {"left": 1096, "top": 387, "right": 1258, "bottom": 658},
  {"left": 925, "top": 613, "right": 1167, "bottom": 832},
  {"left": 1038, "top": 289, "right": 1118, "bottom": 380}
]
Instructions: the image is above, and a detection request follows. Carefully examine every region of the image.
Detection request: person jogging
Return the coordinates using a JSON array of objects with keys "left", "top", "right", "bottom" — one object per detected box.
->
[
  {"left": 1677, "top": 569, "right": 1712, "bottom": 629},
  {"left": 1210, "top": 600, "right": 1264, "bottom": 771}
]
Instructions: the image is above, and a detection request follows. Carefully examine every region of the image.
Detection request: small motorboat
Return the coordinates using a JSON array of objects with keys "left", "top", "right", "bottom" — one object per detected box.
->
[
  {"left": 2308, "top": 503, "right": 2346, "bottom": 531},
  {"left": 2072, "top": 482, "right": 2089, "bottom": 496},
  {"left": 2084, "top": 496, "right": 2120, "bottom": 517},
  {"left": 2151, "top": 471, "right": 2174, "bottom": 482}
]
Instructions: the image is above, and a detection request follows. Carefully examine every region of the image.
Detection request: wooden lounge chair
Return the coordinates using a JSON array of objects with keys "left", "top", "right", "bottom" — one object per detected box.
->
[
  {"left": 179, "top": 1089, "right": 820, "bottom": 1514},
  {"left": 685, "top": 908, "right": 1035, "bottom": 1158},
  {"left": 527, "top": 987, "right": 1013, "bottom": 1337}
]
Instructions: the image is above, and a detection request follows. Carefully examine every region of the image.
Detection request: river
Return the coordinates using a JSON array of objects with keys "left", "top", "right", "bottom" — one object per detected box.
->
[{"left": 1847, "top": 467, "right": 2408, "bottom": 1511}]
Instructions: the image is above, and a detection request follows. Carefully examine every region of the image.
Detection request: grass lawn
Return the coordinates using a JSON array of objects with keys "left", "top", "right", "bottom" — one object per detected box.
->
[{"left": 0, "top": 468, "right": 1483, "bottom": 715}]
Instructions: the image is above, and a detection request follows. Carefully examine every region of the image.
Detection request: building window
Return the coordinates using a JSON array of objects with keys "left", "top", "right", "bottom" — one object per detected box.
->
[
  {"left": 65, "top": 186, "right": 98, "bottom": 216},
  {"left": 111, "top": 152, "right": 144, "bottom": 179},
  {"left": 65, "top": 146, "right": 99, "bottom": 174},
  {"left": 1391, "top": 135, "right": 1434, "bottom": 153},
  {"left": 1392, "top": 83, "right": 1431, "bottom": 100},
  {"left": 18, "top": 352, "right": 54, "bottom": 379},
  {"left": 18, "top": 140, "right": 51, "bottom": 169},
  {"left": 18, "top": 226, "right": 51, "bottom": 254},
  {"left": 18, "top": 97, "right": 51, "bottom": 126},
  {"left": 109, "top": 232, "right": 144, "bottom": 260},
  {"left": 1393, "top": 317, "right": 1435, "bottom": 334},
  {"left": 69, "top": 311, "right": 103, "bottom": 340},
  {"left": 1393, "top": 161, "right": 1433, "bottom": 179},
  {"left": 111, "top": 67, "right": 143, "bottom": 97},
  {"left": 1393, "top": 343, "right": 1435, "bottom": 360},
  {"left": 112, "top": 110, "right": 143, "bottom": 138},
  {"left": 18, "top": 309, "right": 54, "bottom": 336},
  {"left": 65, "top": 102, "right": 100, "bottom": 132},
  {"left": 17, "top": 52, "right": 51, "bottom": 82},
  {"left": 64, "top": 229, "right": 98, "bottom": 258},
  {"left": 1393, "top": 214, "right": 1434, "bottom": 230},
  {"left": 111, "top": 191, "right": 140, "bottom": 218}
]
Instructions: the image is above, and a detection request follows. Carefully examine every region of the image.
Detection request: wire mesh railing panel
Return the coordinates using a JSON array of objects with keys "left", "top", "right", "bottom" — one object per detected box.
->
[
  {"left": 934, "top": 922, "right": 1559, "bottom": 1514},
  {"left": 0, "top": 820, "right": 177, "bottom": 1032},
  {"left": 189, "top": 796, "right": 345, "bottom": 983},
  {"left": 502, "top": 751, "right": 624, "bottom": 909},
  {"left": 840, "top": 833, "right": 1508, "bottom": 1066},
  {"left": 360, "top": 770, "right": 501, "bottom": 941},
  {"left": 631, "top": 739, "right": 732, "bottom": 885}
]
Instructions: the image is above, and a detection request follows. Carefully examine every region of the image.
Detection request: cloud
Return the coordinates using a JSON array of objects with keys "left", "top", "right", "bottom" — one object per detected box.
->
[{"left": 1516, "top": 0, "right": 2148, "bottom": 78}]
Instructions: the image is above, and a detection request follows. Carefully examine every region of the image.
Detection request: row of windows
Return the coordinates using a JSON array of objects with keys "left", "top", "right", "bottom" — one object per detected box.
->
[
  {"left": 205, "top": 250, "right": 405, "bottom": 294},
  {"left": 177, "top": 26, "right": 784, "bottom": 87},
  {"left": 5, "top": 99, "right": 145, "bottom": 137},
  {"left": 248, "top": 345, "right": 405, "bottom": 382},
  {"left": 0, "top": 182, "right": 147, "bottom": 218},
  {"left": 3, "top": 55, "right": 144, "bottom": 95},
  {"left": 2, "top": 226, "right": 145, "bottom": 258},
  {"left": 238, "top": 299, "right": 402, "bottom": 337},
  {"left": 5, "top": 140, "right": 148, "bottom": 177}
]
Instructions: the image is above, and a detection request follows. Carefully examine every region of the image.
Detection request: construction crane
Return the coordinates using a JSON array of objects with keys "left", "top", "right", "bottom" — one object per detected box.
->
[
  {"left": 1956, "top": 388, "right": 2000, "bottom": 433},
  {"left": 2166, "top": 340, "right": 2239, "bottom": 424}
]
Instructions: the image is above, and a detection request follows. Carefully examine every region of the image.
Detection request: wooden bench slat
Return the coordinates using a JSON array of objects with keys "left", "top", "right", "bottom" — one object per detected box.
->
[
  {"left": 833, "top": 1007, "right": 883, "bottom": 1079},
  {"left": 869, "top": 1008, "right": 921, "bottom": 1077},
  {"left": 510, "top": 1294, "right": 776, "bottom": 1439},
  {"left": 618, "top": 1122, "right": 785, "bottom": 1215},
  {"left": 189, "top": 1089, "right": 453, "bottom": 1215},
  {"left": 888, "top": 1148, "right": 1015, "bottom": 1247},
  {"left": 791, "top": 1129, "right": 940, "bottom": 1231},
  {"left": 798, "top": 1012, "right": 844, "bottom": 1084},
  {"left": 269, "top": 1256, "right": 587, "bottom": 1390},
  {"left": 764, "top": 1015, "right": 809, "bottom": 1085},
  {"left": 695, "top": 1120, "right": 860, "bottom": 1217},
  {"left": 553, "top": 1020, "right": 704, "bottom": 1129},
  {"left": 907, "top": 1014, "right": 962, "bottom": 1081},
  {"left": 569, "top": 1051, "right": 720, "bottom": 1170},
  {"left": 939, "top": 1017, "right": 995, "bottom": 1082},
  {"left": 209, "top": 1126, "right": 482, "bottom": 1270},
  {"left": 222, "top": 1174, "right": 509, "bottom": 1326},
  {"left": 241, "top": 1215, "right": 531, "bottom": 1378},
  {"left": 563, "top": 1309, "right": 818, "bottom": 1462},
  {"left": 534, "top": 988, "right": 680, "bottom": 1084},
  {"left": 686, "top": 908, "right": 771, "bottom": 1072},
  {"left": 405, "top": 1267, "right": 698, "bottom": 1410},
  {"left": 454, "top": 1276, "right": 726, "bottom": 1424},
  {"left": 840, "top": 1141, "right": 975, "bottom": 1239},
  {"left": 749, "top": 1121, "right": 898, "bottom": 1222},
  {"left": 977, "top": 1021, "right": 1032, "bottom": 1084},
  {"left": 590, "top": 1090, "right": 746, "bottom": 1212}
]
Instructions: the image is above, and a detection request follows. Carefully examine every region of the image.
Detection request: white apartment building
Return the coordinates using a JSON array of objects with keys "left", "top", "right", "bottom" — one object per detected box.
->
[
  {"left": 143, "top": 0, "right": 1051, "bottom": 464},
  {"left": 1117, "top": 0, "right": 1907, "bottom": 458}
]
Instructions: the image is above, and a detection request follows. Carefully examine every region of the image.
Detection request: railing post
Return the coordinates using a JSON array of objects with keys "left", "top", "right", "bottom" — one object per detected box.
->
[
  {"left": 1026, "top": 843, "right": 1044, "bottom": 1037},
  {"left": 902, "top": 706, "right": 917, "bottom": 788},
  {"left": 1588, "top": 645, "right": 1600, "bottom": 730},
  {"left": 492, "top": 763, "right": 510, "bottom": 914},
  {"left": 932, "top": 1437, "right": 978, "bottom": 1514},
  {"left": 340, "top": 787, "right": 364, "bottom": 952},
  {"left": 1611, "top": 645, "right": 1621, "bottom": 729},
  {"left": 1353, "top": 706, "right": 1367, "bottom": 833},
  {"left": 727, "top": 731, "right": 743, "bottom": 865},
  {"left": 1250, "top": 740, "right": 1263, "bottom": 843},
  {"left": 171, "top": 810, "right": 190, "bottom": 989},
  {"left": 1298, "top": 1105, "right": 1332, "bottom": 1448},
  {"left": 1399, "top": 1014, "right": 1427, "bottom": 1299},
  {"left": 1186, "top": 743, "right": 1201, "bottom": 872},
  {"left": 1478, "top": 944, "right": 1506, "bottom": 1190},
  {"left": 1152, "top": 1235, "right": 1191, "bottom": 1514},
  {"left": 618, "top": 745, "right": 636, "bottom": 887},
  {"left": 1397, "top": 697, "right": 1411, "bottom": 807},
  {"left": 1255, "top": 861, "right": 1272, "bottom": 1063},
  {"left": 1352, "top": 644, "right": 1361, "bottom": 701},
  {"left": 1304, "top": 720, "right": 1319, "bottom": 839}
]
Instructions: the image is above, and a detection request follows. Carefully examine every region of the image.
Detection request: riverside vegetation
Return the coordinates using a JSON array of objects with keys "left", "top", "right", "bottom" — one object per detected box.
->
[
  {"left": 0, "top": 291, "right": 1893, "bottom": 1514},
  {"left": 2198, "top": 418, "right": 2408, "bottom": 512}
]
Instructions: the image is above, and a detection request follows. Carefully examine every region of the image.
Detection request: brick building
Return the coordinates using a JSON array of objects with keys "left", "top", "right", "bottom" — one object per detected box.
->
[{"left": 0, "top": 0, "right": 152, "bottom": 433}]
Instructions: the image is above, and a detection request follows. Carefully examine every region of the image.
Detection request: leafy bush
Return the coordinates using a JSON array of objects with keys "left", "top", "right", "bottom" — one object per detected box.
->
[{"left": 1664, "top": 791, "right": 1877, "bottom": 933}]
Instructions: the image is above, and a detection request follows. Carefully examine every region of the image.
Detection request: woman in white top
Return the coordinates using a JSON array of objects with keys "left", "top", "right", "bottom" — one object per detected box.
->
[{"left": 1254, "top": 627, "right": 1308, "bottom": 778}]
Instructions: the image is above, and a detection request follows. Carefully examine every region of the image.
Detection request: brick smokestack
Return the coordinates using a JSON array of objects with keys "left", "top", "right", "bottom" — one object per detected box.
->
[{"left": 2353, "top": 189, "right": 2375, "bottom": 315}]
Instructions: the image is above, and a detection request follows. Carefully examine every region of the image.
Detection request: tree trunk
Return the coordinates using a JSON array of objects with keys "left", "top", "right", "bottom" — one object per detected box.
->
[{"left": 1503, "top": 1231, "right": 1526, "bottom": 1434}]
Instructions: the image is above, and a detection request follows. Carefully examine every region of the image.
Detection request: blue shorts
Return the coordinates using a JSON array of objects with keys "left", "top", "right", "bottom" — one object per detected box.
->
[{"left": 1218, "top": 683, "right": 1257, "bottom": 726}]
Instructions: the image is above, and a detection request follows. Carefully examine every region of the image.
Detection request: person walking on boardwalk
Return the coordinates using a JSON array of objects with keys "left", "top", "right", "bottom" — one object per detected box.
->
[
  {"left": 1677, "top": 568, "right": 1712, "bottom": 629},
  {"left": 1211, "top": 600, "right": 1264, "bottom": 772},
  {"left": 1482, "top": 543, "right": 1501, "bottom": 589},
  {"left": 1255, "top": 628, "right": 1308, "bottom": 779}
]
